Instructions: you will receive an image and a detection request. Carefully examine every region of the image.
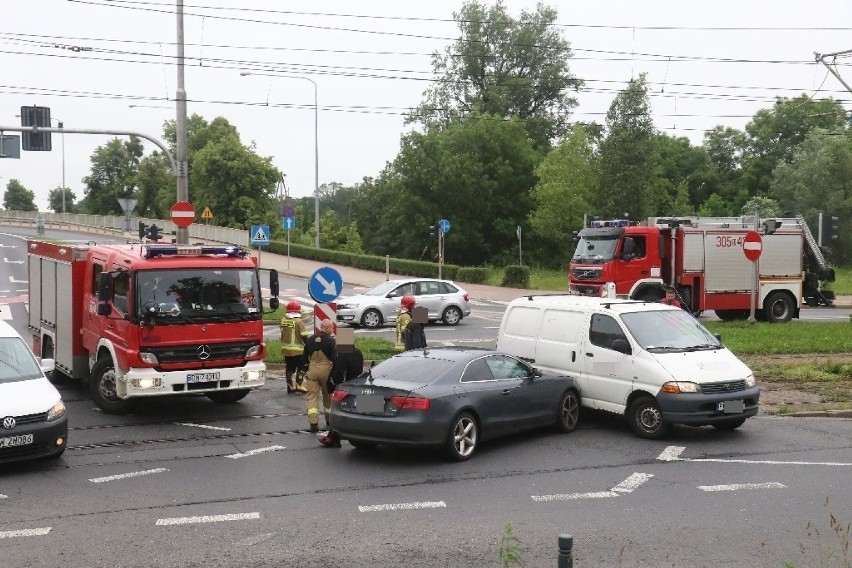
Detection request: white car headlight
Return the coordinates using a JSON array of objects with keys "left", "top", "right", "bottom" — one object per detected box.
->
[
  {"left": 46, "top": 400, "right": 66, "bottom": 422},
  {"left": 661, "top": 381, "right": 701, "bottom": 394}
]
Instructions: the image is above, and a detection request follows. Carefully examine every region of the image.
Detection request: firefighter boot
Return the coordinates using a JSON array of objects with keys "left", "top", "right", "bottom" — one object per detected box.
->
[
  {"left": 324, "top": 412, "right": 331, "bottom": 429},
  {"left": 286, "top": 374, "right": 296, "bottom": 394},
  {"left": 295, "top": 378, "right": 308, "bottom": 394}
]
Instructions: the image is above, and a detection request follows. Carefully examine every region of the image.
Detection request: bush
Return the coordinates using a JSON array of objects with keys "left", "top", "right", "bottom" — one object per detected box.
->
[
  {"left": 501, "top": 265, "right": 530, "bottom": 288},
  {"left": 456, "top": 267, "right": 489, "bottom": 284}
]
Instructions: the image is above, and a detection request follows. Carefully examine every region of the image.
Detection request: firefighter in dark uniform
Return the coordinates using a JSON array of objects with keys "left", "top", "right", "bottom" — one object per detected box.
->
[{"left": 303, "top": 319, "right": 337, "bottom": 433}]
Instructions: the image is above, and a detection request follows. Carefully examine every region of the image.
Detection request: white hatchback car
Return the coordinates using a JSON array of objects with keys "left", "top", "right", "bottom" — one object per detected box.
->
[
  {"left": 337, "top": 278, "right": 471, "bottom": 328},
  {"left": 0, "top": 321, "right": 68, "bottom": 465}
]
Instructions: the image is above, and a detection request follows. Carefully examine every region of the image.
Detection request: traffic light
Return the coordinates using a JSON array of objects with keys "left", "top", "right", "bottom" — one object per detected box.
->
[
  {"left": 138, "top": 222, "right": 147, "bottom": 240},
  {"left": 146, "top": 224, "right": 162, "bottom": 241},
  {"left": 20, "top": 105, "right": 52, "bottom": 151},
  {"left": 429, "top": 225, "right": 436, "bottom": 237},
  {"left": 822, "top": 215, "right": 839, "bottom": 243}
]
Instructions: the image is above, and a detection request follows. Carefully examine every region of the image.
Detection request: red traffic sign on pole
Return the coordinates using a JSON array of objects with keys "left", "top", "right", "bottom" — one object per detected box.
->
[
  {"left": 170, "top": 201, "right": 196, "bottom": 228},
  {"left": 743, "top": 230, "right": 763, "bottom": 261}
]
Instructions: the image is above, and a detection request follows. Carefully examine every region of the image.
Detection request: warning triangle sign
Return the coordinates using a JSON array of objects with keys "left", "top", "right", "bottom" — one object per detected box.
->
[{"left": 253, "top": 227, "right": 268, "bottom": 241}]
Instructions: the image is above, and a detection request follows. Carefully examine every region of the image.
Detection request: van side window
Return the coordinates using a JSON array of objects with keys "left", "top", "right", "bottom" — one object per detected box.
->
[{"left": 589, "top": 314, "right": 628, "bottom": 351}]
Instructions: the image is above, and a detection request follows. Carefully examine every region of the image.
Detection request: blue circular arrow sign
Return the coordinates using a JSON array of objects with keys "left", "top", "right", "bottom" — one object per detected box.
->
[
  {"left": 309, "top": 266, "right": 343, "bottom": 303},
  {"left": 438, "top": 218, "right": 451, "bottom": 233}
]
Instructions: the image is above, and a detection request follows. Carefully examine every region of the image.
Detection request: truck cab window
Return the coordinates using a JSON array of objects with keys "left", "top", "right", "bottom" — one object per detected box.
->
[{"left": 113, "top": 271, "right": 130, "bottom": 315}]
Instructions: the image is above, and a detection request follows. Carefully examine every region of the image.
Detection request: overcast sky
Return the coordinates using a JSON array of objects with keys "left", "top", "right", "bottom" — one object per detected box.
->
[{"left": 2, "top": 0, "right": 852, "bottom": 212}]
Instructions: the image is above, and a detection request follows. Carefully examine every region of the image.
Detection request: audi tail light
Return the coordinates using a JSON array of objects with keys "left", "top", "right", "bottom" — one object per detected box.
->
[
  {"left": 389, "top": 395, "right": 431, "bottom": 411},
  {"left": 332, "top": 388, "right": 349, "bottom": 403}
]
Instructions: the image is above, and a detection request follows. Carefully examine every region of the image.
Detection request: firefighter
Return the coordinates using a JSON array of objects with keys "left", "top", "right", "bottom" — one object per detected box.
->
[
  {"left": 280, "top": 300, "right": 308, "bottom": 394},
  {"left": 303, "top": 318, "right": 337, "bottom": 433},
  {"left": 319, "top": 329, "right": 364, "bottom": 448},
  {"left": 394, "top": 295, "right": 416, "bottom": 352}
]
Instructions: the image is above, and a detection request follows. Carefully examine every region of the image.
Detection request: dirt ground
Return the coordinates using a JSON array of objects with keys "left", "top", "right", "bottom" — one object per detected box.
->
[{"left": 740, "top": 353, "right": 852, "bottom": 414}]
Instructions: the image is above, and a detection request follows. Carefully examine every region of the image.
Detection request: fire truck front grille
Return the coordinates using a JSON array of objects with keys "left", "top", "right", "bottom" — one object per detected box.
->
[
  {"left": 147, "top": 342, "right": 258, "bottom": 364},
  {"left": 572, "top": 268, "right": 602, "bottom": 280},
  {"left": 700, "top": 380, "right": 748, "bottom": 394}
]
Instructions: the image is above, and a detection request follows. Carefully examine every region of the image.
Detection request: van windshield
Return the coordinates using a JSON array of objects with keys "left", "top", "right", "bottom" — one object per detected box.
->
[{"left": 621, "top": 310, "right": 722, "bottom": 352}]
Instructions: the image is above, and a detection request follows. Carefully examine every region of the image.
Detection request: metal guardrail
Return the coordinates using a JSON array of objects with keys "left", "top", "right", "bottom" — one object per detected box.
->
[{"left": 0, "top": 211, "right": 249, "bottom": 246}]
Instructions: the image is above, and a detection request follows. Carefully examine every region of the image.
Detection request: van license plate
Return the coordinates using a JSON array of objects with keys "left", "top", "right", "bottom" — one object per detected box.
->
[
  {"left": 187, "top": 372, "right": 219, "bottom": 383},
  {"left": 358, "top": 395, "right": 385, "bottom": 413},
  {"left": 0, "top": 434, "right": 34, "bottom": 448},
  {"left": 718, "top": 400, "right": 744, "bottom": 414}
]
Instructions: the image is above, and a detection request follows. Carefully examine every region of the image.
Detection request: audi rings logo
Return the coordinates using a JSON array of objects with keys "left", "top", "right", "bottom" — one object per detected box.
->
[
  {"left": 197, "top": 345, "right": 212, "bottom": 360},
  {"left": 2, "top": 416, "right": 15, "bottom": 430}
]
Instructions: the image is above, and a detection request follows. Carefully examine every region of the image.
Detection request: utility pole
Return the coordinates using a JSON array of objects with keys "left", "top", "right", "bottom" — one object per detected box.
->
[
  {"left": 815, "top": 50, "right": 852, "bottom": 94},
  {"left": 175, "top": 0, "right": 189, "bottom": 245}
]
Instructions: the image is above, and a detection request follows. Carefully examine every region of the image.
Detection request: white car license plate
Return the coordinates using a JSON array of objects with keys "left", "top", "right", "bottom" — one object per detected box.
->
[
  {"left": 187, "top": 372, "right": 220, "bottom": 384},
  {"left": 358, "top": 395, "right": 385, "bottom": 413},
  {"left": 718, "top": 400, "right": 745, "bottom": 414},
  {"left": 0, "top": 434, "right": 34, "bottom": 448}
]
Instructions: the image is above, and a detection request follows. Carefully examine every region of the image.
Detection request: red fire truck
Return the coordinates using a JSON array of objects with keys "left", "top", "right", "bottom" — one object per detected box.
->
[
  {"left": 27, "top": 240, "right": 280, "bottom": 413},
  {"left": 568, "top": 215, "right": 835, "bottom": 322}
]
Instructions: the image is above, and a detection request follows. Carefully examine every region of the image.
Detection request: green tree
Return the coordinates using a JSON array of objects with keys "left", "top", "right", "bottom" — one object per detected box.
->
[
  {"left": 740, "top": 196, "right": 781, "bottom": 217},
  {"left": 702, "top": 125, "right": 746, "bottom": 205},
  {"left": 80, "top": 137, "right": 144, "bottom": 215},
  {"left": 528, "top": 125, "right": 598, "bottom": 260},
  {"left": 409, "top": 0, "right": 582, "bottom": 148},
  {"left": 597, "top": 73, "right": 659, "bottom": 220},
  {"left": 655, "top": 133, "right": 716, "bottom": 210},
  {"left": 697, "top": 193, "right": 731, "bottom": 216},
  {"left": 136, "top": 152, "right": 172, "bottom": 219},
  {"left": 3, "top": 179, "right": 37, "bottom": 211},
  {"left": 47, "top": 187, "right": 76, "bottom": 213}
]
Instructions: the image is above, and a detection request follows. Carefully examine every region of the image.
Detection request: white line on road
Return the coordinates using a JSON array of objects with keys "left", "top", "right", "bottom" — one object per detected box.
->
[
  {"left": 532, "top": 472, "right": 653, "bottom": 502},
  {"left": 176, "top": 422, "right": 232, "bottom": 431},
  {"left": 0, "top": 494, "right": 7, "bottom": 499},
  {"left": 358, "top": 501, "right": 447, "bottom": 513},
  {"left": 658, "top": 446, "right": 852, "bottom": 466},
  {"left": 156, "top": 513, "right": 260, "bottom": 526},
  {"left": 0, "top": 528, "right": 51, "bottom": 539},
  {"left": 0, "top": 305, "right": 11, "bottom": 320},
  {"left": 2, "top": 258, "right": 23, "bottom": 264},
  {"left": 224, "top": 445, "right": 286, "bottom": 459},
  {"left": 8, "top": 276, "right": 26, "bottom": 283},
  {"left": 89, "top": 468, "right": 169, "bottom": 483},
  {"left": 699, "top": 482, "right": 786, "bottom": 492}
]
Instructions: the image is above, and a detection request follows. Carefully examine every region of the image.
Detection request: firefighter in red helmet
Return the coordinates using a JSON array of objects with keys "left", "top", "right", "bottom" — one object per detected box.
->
[
  {"left": 280, "top": 300, "right": 308, "bottom": 393},
  {"left": 395, "top": 294, "right": 427, "bottom": 352}
]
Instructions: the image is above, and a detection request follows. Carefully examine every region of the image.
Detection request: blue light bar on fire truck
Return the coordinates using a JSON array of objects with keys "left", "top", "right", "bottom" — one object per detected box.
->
[
  {"left": 143, "top": 245, "right": 249, "bottom": 259},
  {"left": 590, "top": 219, "right": 630, "bottom": 228}
]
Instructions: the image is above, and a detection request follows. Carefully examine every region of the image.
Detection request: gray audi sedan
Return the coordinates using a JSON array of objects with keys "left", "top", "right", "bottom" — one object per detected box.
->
[{"left": 329, "top": 348, "right": 580, "bottom": 461}]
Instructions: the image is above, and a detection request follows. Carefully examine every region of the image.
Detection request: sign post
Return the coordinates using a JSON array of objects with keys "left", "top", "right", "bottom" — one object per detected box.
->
[
  {"left": 742, "top": 230, "right": 763, "bottom": 323},
  {"left": 438, "top": 218, "right": 450, "bottom": 280}
]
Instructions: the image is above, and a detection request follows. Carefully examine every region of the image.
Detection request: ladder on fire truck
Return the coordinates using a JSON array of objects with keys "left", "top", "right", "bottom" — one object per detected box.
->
[{"left": 796, "top": 213, "right": 835, "bottom": 307}]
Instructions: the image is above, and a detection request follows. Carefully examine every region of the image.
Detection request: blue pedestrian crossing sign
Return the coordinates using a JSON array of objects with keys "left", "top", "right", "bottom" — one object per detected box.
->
[
  {"left": 438, "top": 218, "right": 451, "bottom": 234},
  {"left": 309, "top": 266, "right": 343, "bottom": 303},
  {"left": 250, "top": 225, "right": 270, "bottom": 245},
  {"left": 283, "top": 217, "right": 296, "bottom": 230}
]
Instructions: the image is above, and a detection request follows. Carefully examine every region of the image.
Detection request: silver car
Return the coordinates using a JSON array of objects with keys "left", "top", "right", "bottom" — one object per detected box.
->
[{"left": 336, "top": 278, "right": 471, "bottom": 328}]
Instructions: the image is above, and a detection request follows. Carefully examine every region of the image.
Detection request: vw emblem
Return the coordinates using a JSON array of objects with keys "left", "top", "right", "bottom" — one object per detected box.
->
[
  {"left": 2, "top": 416, "right": 15, "bottom": 430},
  {"left": 196, "top": 345, "right": 212, "bottom": 360}
]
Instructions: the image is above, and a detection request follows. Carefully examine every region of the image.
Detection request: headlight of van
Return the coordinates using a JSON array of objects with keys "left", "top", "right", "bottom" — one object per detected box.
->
[
  {"left": 46, "top": 400, "right": 66, "bottom": 422},
  {"left": 661, "top": 381, "right": 701, "bottom": 394},
  {"left": 745, "top": 374, "right": 756, "bottom": 388}
]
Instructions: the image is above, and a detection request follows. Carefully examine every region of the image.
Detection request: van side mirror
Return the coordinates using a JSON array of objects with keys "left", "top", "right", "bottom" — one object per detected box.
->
[{"left": 611, "top": 338, "right": 632, "bottom": 355}]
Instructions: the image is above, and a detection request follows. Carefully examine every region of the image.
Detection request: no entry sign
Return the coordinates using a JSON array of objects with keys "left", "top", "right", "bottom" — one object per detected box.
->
[
  {"left": 170, "top": 201, "right": 196, "bottom": 228},
  {"left": 742, "top": 230, "right": 762, "bottom": 261}
]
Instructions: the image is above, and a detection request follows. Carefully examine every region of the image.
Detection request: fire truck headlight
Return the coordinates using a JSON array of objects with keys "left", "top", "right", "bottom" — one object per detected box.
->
[
  {"left": 130, "top": 377, "right": 162, "bottom": 389},
  {"left": 245, "top": 344, "right": 262, "bottom": 358},
  {"left": 242, "top": 369, "right": 265, "bottom": 382},
  {"left": 139, "top": 352, "right": 159, "bottom": 364},
  {"left": 46, "top": 400, "right": 66, "bottom": 422}
]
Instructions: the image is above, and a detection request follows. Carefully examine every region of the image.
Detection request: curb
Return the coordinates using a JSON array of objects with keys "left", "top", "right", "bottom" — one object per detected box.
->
[{"left": 775, "top": 409, "right": 852, "bottom": 418}]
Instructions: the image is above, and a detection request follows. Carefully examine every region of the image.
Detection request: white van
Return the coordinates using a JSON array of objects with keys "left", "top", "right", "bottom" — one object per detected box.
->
[
  {"left": 0, "top": 321, "right": 68, "bottom": 464},
  {"left": 496, "top": 295, "right": 759, "bottom": 438}
]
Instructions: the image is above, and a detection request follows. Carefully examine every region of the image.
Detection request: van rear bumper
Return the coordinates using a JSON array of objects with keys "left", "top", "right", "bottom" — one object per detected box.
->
[{"left": 657, "top": 387, "right": 761, "bottom": 426}]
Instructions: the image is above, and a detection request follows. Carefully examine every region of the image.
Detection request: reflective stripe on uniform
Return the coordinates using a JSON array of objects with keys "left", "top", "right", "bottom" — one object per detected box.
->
[{"left": 307, "top": 407, "right": 319, "bottom": 416}]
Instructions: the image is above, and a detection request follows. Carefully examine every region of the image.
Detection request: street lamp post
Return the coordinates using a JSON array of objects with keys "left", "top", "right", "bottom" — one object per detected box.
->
[
  {"left": 240, "top": 71, "right": 320, "bottom": 248},
  {"left": 57, "top": 120, "right": 65, "bottom": 214}
]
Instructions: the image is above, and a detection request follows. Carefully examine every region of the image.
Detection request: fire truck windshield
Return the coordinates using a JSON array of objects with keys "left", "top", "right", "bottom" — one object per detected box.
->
[
  {"left": 572, "top": 236, "right": 619, "bottom": 263},
  {"left": 134, "top": 268, "right": 261, "bottom": 322}
]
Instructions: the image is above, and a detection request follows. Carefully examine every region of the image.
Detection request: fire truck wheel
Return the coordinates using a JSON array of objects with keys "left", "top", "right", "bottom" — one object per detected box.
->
[
  {"left": 89, "top": 359, "right": 138, "bottom": 414},
  {"left": 763, "top": 291, "right": 794, "bottom": 323},
  {"left": 205, "top": 389, "right": 251, "bottom": 404}
]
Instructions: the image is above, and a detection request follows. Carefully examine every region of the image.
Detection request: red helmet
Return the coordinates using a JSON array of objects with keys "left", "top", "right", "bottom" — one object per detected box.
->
[
  {"left": 286, "top": 300, "right": 301, "bottom": 314},
  {"left": 400, "top": 295, "right": 416, "bottom": 309}
]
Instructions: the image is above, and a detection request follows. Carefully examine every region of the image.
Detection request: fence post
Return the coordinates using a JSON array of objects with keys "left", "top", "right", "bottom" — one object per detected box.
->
[{"left": 557, "top": 533, "right": 573, "bottom": 568}]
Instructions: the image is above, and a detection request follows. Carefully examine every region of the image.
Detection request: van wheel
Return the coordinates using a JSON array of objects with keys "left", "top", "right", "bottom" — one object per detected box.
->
[
  {"left": 712, "top": 418, "right": 747, "bottom": 431},
  {"left": 627, "top": 396, "right": 671, "bottom": 439},
  {"left": 556, "top": 390, "right": 580, "bottom": 433},
  {"left": 89, "top": 359, "right": 138, "bottom": 415},
  {"left": 206, "top": 389, "right": 251, "bottom": 404},
  {"left": 445, "top": 412, "right": 478, "bottom": 461}
]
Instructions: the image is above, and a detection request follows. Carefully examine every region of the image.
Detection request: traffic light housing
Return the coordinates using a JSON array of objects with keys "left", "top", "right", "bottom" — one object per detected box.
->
[
  {"left": 145, "top": 224, "right": 162, "bottom": 241},
  {"left": 822, "top": 215, "right": 839, "bottom": 243},
  {"left": 20, "top": 105, "right": 52, "bottom": 151},
  {"left": 429, "top": 225, "right": 436, "bottom": 237},
  {"left": 138, "top": 222, "right": 147, "bottom": 240}
]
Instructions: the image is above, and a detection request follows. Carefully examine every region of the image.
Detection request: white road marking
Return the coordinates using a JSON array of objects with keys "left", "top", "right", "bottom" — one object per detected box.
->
[
  {"left": 658, "top": 445, "right": 852, "bottom": 466},
  {"left": 224, "top": 445, "right": 285, "bottom": 459},
  {"left": 0, "top": 528, "right": 51, "bottom": 539},
  {"left": 156, "top": 513, "right": 260, "bottom": 526},
  {"left": 176, "top": 422, "right": 232, "bottom": 431},
  {"left": 699, "top": 482, "right": 786, "bottom": 492},
  {"left": 89, "top": 468, "right": 169, "bottom": 483},
  {"left": 0, "top": 305, "right": 11, "bottom": 320},
  {"left": 8, "top": 276, "right": 26, "bottom": 284},
  {"left": 358, "top": 501, "right": 447, "bottom": 513},
  {"left": 0, "top": 494, "right": 7, "bottom": 499},
  {"left": 2, "top": 258, "right": 24, "bottom": 264},
  {"left": 532, "top": 472, "right": 653, "bottom": 502}
]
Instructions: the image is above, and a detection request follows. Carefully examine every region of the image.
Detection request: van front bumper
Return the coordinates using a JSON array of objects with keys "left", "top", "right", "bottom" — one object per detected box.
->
[{"left": 657, "top": 387, "right": 761, "bottom": 426}]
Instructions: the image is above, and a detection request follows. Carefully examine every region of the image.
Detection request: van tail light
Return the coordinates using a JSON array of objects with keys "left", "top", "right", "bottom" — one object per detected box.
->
[
  {"left": 389, "top": 395, "right": 431, "bottom": 411},
  {"left": 332, "top": 388, "right": 349, "bottom": 403}
]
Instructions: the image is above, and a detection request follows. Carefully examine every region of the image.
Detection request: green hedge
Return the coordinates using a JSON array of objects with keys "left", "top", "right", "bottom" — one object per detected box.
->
[
  {"left": 456, "top": 267, "right": 489, "bottom": 284},
  {"left": 502, "top": 265, "right": 530, "bottom": 288}
]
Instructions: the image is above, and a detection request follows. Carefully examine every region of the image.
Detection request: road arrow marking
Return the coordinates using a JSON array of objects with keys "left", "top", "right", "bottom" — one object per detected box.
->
[
  {"left": 314, "top": 273, "right": 338, "bottom": 297},
  {"left": 156, "top": 513, "right": 260, "bottom": 526},
  {"left": 532, "top": 472, "right": 653, "bottom": 502},
  {"left": 658, "top": 445, "right": 852, "bottom": 466},
  {"left": 359, "top": 501, "right": 447, "bottom": 513},
  {"left": 224, "top": 445, "right": 285, "bottom": 459},
  {"left": 699, "top": 482, "right": 786, "bottom": 492}
]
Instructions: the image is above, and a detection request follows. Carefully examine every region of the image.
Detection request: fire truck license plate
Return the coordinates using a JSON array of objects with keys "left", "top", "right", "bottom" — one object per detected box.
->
[
  {"left": 187, "top": 372, "right": 220, "bottom": 384},
  {"left": 0, "top": 434, "right": 34, "bottom": 448}
]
